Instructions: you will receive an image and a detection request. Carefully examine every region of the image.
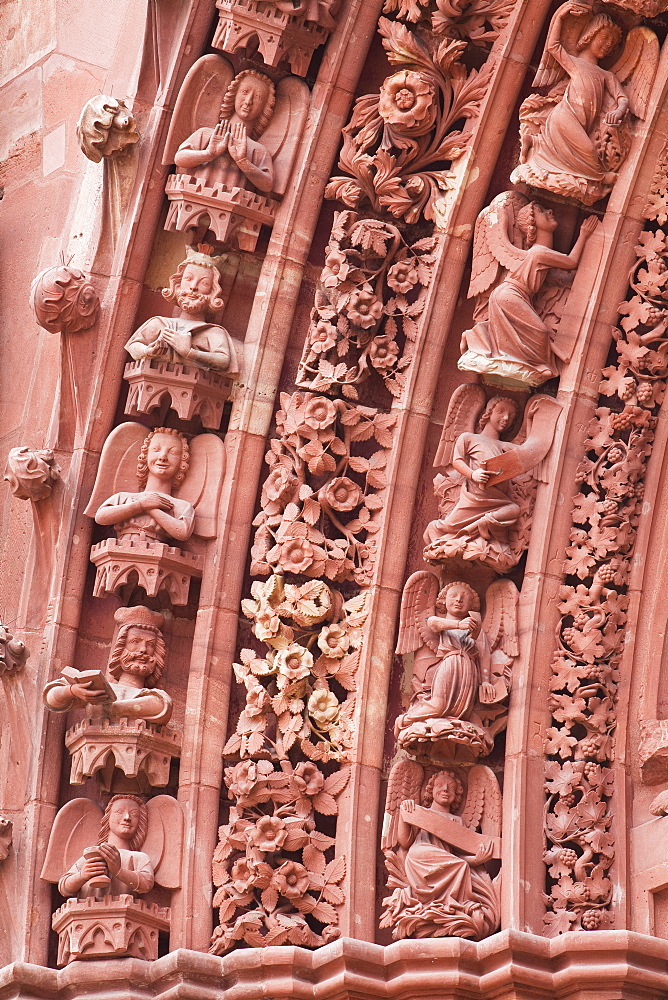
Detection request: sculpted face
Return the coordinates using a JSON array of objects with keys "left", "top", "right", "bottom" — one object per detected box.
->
[
  {"left": 444, "top": 584, "right": 473, "bottom": 617},
  {"left": 146, "top": 432, "right": 183, "bottom": 482},
  {"left": 588, "top": 27, "right": 616, "bottom": 59},
  {"left": 108, "top": 798, "right": 141, "bottom": 841},
  {"left": 177, "top": 263, "right": 214, "bottom": 314},
  {"left": 534, "top": 204, "right": 558, "bottom": 234},
  {"left": 488, "top": 400, "right": 517, "bottom": 434},
  {"left": 432, "top": 772, "right": 458, "bottom": 809},
  {"left": 234, "top": 77, "right": 270, "bottom": 123},
  {"left": 120, "top": 627, "right": 158, "bottom": 678}
]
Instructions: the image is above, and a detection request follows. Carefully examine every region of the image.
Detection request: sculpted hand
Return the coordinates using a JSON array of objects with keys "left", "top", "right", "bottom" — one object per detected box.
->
[
  {"left": 205, "top": 121, "right": 230, "bottom": 160},
  {"left": 461, "top": 616, "right": 480, "bottom": 638},
  {"left": 401, "top": 798, "right": 416, "bottom": 813},
  {"left": 69, "top": 680, "right": 109, "bottom": 705},
  {"left": 472, "top": 840, "right": 495, "bottom": 866},
  {"left": 228, "top": 121, "right": 248, "bottom": 163},
  {"left": 81, "top": 853, "right": 108, "bottom": 880},
  {"left": 567, "top": 1, "right": 591, "bottom": 16},
  {"left": 471, "top": 468, "right": 491, "bottom": 485},
  {"left": 145, "top": 337, "right": 169, "bottom": 358},
  {"left": 605, "top": 106, "right": 627, "bottom": 126},
  {"left": 580, "top": 215, "right": 599, "bottom": 238},
  {"left": 478, "top": 681, "right": 497, "bottom": 704},
  {"left": 97, "top": 843, "right": 121, "bottom": 876},
  {"left": 160, "top": 328, "right": 192, "bottom": 356},
  {"left": 139, "top": 492, "right": 173, "bottom": 513}
]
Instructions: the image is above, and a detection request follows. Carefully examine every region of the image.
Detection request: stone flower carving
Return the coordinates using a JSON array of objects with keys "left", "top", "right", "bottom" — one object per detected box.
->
[
  {"left": 510, "top": 3, "right": 659, "bottom": 206},
  {"left": 76, "top": 95, "right": 139, "bottom": 163},
  {"left": 210, "top": 576, "right": 367, "bottom": 953},
  {"left": 384, "top": 0, "right": 513, "bottom": 49},
  {"left": 326, "top": 17, "right": 494, "bottom": 223},
  {"left": 297, "top": 212, "right": 437, "bottom": 398},
  {"left": 423, "top": 385, "right": 561, "bottom": 573},
  {"left": 543, "top": 222, "right": 668, "bottom": 935},
  {"left": 4, "top": 447, "right": 60, "bottom": 501},
  {"left": 250, "top": 391, "right": 396, "bottom": 585},
  {"left": 31, "top": 264, "right": 99, "bottom": 335},
  {"left": 381, "top": 763, "right": 501, "bottom": 940}
]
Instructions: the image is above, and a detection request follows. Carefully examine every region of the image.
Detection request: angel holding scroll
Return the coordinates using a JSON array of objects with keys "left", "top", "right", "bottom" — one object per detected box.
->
[
  {"left": 423, "top": 386, "right": 561, "bottom": 573},
  {"left": 510, "top": 2, "right": 658, "bottom": 205},
  {"left": 458, "top": 192, "right": 598, "bottom": 388},
  {"left": 381, "top": 762, "right": 501, "bottom": 940}
]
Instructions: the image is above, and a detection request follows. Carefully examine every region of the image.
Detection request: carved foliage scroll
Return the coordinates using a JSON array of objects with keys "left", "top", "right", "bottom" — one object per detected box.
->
[
  {"left": 544, "top": 223, "right": 668, "bottom": 934},
  {"left": 210, "top": 576, "right": 367, "bottom": 952},
  {"left": 250, "top": 392, "right": 396, "bottom": 586}
]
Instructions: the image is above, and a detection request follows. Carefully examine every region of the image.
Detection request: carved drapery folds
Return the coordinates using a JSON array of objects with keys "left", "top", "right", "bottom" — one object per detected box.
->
[
  {"left": 210, "top": 575, "right": 366, "bottom": 952},
  {"left": 296, "top": 212, "right": 437, "bottom": 399},
  {"left": 250, "top": 392, "right": 396, "bottom": 586},
  {"left": 212, "top": 0, "right": 338, "bottom": 77},
  {"left": 543, "top": 221, "right": 668, "bottom": 934}
]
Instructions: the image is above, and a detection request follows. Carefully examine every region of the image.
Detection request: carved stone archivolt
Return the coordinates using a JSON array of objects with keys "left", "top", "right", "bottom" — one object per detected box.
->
[
  {"left": 4, "top": 447, "right": 60, "bottom": 502},
  {"left": 212, "top": 0, "right": 338, "bottom": 77},
  {"left": 41, "top": 795, "right": 181, "bottom": 963},
  {"left": 162, "top": 56, "right": 308, "bottom": 251},
  {"left": 30, "top": 264, "right": 100, "bottom": 335}
]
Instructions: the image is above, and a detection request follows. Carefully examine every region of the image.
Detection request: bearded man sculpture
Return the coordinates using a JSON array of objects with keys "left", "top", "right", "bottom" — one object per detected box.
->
[{"left": 43, "top": 606, "right": 172, "bottom": 726}]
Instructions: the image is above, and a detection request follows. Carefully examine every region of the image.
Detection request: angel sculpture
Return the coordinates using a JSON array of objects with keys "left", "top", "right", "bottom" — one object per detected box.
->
[
  {"left": 394, "top": 572, "right": 518, "bottom": 760},
  {"left": 163, "top": 54, "right": 309, "bottom": 249},
  {"left": 85, "top": 423, "right": 225, "bottom": 602},
  {"left": 458, "top": 191, "right": 599, "bottom": 388},
  {"left": 510, "top": 1, "right": 659, "bottom": 206},
  {"left": 423, "top": 385, "right": 561, "bottom": 573},
  {"left": 380, "top": 763, "right": 501, "bottom": 940},
  {"left": 41, "top": 794, "right": 182, "bottom": 963}
]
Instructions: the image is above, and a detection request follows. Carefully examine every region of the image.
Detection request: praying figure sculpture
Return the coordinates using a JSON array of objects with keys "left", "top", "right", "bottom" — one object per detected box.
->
[
  {"left": 510, "top": 1, "right": 658, "bottom": 205},
  {"left": 41, "top": 794, "right": 182, "bottom": 963},
  {"left": 458, "top": 192, "right": 599, "bottom": 388},
  {"left": 381, "top": 763, "right": 501, "bottom": 941},
  {"left": 423, "top": 385, "right": 561, "bottom": 573},
  {"left": 394, "top": 572, "right": 518, "bottom": 759}
]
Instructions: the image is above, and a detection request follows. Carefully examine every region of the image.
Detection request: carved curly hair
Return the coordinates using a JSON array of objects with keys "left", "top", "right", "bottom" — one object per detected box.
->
[
  {"left": 219, "top": 69, "right": 276, "bottom": 140},
  {"left": 516, "top": 202, "right": 538, "bottom": 248},
  {"left": 98, "top": 794, "right": 148, "bottom": 852},
  {"left": 136, "top": 427, "right": 189, "bottom": 490},
  {"left": 435, "top": 580, "right": 480, "bottom": 614},
  {"left": 577, "top": 14, "right": 621, "bottom": 55},
  {"left": 422, "top": 769, "right": 464, "bottom": 811},
  {"left": 107, "top": 624, "right": 166, "bottom": 685},
  {"left": 477, "top": 395, "right": 520, "bottom": 434},
  {"left": 162, "top": 258, "right": 225, "bottom": 313}
]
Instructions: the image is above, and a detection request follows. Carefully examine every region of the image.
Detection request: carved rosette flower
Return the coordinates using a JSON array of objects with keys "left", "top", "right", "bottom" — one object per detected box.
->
[
  {"left": 275, "top": 644, "right": 314, "bottom": 685},
  {"left": 308, "top": 689, "right": 340, "bottom": 730},
  {"left": 250, "top": 816, "right": 288, "bottom": 853},
  {"left": 31, "top": 265, "right": 100, "bottom": 335},
  {"left": 370, "top": 335, "right": 400, "bottom": 370},
  {"left": 317, "top": 624, "right": 351, "bottom": 659},
  {"left": 320, "top": 477, "right": 363, "bottom": 512},
  {"left": 379, "top": 70, "right": 436, "bottom": 135}
]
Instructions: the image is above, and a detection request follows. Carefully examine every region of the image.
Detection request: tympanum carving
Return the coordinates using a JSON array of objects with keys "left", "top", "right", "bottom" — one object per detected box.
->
[
  {"left": 124, "top": 246, "right": 239, "bottom": 428},
  {"left": 163, "top": 55, "right": 308, "bottom": 251},
  {"left": 30, "top": 264, "right": 99, "bottom": 335},
  {"left": 296, "top": 211, "right": 437, "bottom": 399},
  {"left": 76, "top": 96, "right": 139, "bottom": 163},
  {"left": 210, "top": 576, "right": 365, "bottom": 952},
  {"left": 0, "top": 622, "right": 27, "bottom": 674},
  {"left": 212, "top": 0, "right": 338, "bottom": 77},
  {"left": 41, "top": 795, "right": 181, "bottom": 963},
  {"left": 381, "top": 763, "right": 501, "bottom": 940},
  {"left": 458, "top": 192, "right": 599, "bottom": 388},
  {"left": 544, "top": 221, "right": 668, "bottom": 933},
  {"left": 0, "top": 818, "right": 12, "bottom": 862},
  {"left": 325, "top": 17, "right": 494, "bottom": 224},
  {"left": 510, "top": 2, "right": 658, "bottom": 206},
  {"left": 4, "top": 447, "right": 60, "bottom": 501},
  {"left": 43, "top": 606, "right": 179, "bottom": 788},
  {"left": 423, "top": 385, "right": 561, "bottom": 573},
  {"left": 85, "top": 423, "right": 225, "bottom": 603},
  {"left": 394, "top": 572, "right": 517, "bottom": 761},
  {"left": 250, "top": 391, "right": 396, "bottom": 585}
]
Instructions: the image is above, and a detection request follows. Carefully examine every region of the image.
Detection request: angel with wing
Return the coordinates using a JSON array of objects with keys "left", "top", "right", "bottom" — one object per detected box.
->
[
  {"left": 510, "top": 1, "right": 659, "bottom": 205},
  {"left": 458, "top": 192, "right": 599, "bottom": 388},
  {"left": 380, "top": 762, "right": 501, "bottom": 940},
  {"left": 394, "top": 571, "right": 517, "bottom": 758},
  {"left": 423, "top": 386, "right": 561, "bottom": 573}
]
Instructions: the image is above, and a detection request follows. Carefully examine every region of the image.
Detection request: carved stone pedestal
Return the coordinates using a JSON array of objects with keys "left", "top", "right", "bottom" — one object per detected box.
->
[
  {"left": 65, "top": 717, "right": 181, "bottom": 789},
  {"left": 124, "top": 358, "right": 231, "bottom": 429},
  {"left": 212, "top": 0, "right": 329, "bottom": 76},
  {"left": 52, "top": 896, "right": 170, "bottom": 965},
  {"left": 395, "top": 717, "right": 494, "bottom": 763},
  {"left": 164, "top": 174, "right": 277, "bottom": 251},
  {"left": 90, "top": 537, "right": 202, "bottom": 604}
]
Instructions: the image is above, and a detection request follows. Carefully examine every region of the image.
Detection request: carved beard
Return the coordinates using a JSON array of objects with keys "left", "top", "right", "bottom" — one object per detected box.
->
[
  {"left": 176, "top": 289, "right": 209, "bottom": 314},
  {"left": 119, "top": 647, "right": 155, "bottom": 680}
]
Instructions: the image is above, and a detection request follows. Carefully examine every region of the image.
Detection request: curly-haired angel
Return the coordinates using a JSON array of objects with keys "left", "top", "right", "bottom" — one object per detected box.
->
[
  {"left": 394, "top": 570, "right": 518, "bottom": 757},
  {"left": 423, "top": 385, "right": 561, "bottom": 573},
  {"left": 381, "top": 762, "right": 501, "bottom": 940},
  {"left": 510, "top": 1, "right": 659, "bottom": 205},
  {"left": 458, "top": 191, "right": 599, "bottom": 388}
]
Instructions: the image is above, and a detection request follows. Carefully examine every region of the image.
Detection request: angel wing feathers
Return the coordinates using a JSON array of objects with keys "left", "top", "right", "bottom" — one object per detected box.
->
[
  {"left": 396, "top": 572, "right": 439, "bottom": 655},
  {"left": 382, "top": 758, "right": 423, "bottom": 851},
  {"left": 41, "top": 799, "right": 103, "bottom": 884},
  {"left": 481, "top": 579, "right": 519, "bottom": 658},
  {"left": 163, "top": 54, "right": 234, "bottom": 166},
  {"left": 433, "top": 383, "right": 487, "bottom": 470},
  {"left": 469, "top": 191, "right": 529, "bottom": 299},
  {"left": 460, "top": 765, "right": 502, "bottom": 837},
  {"left": 610, "top": 27, "right": 659, "bottom": 120}
]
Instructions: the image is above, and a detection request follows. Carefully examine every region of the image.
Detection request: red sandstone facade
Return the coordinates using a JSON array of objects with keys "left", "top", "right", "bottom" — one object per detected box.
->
[{"left": 3, "top": 0, "right": 668, "bottom": 996}]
